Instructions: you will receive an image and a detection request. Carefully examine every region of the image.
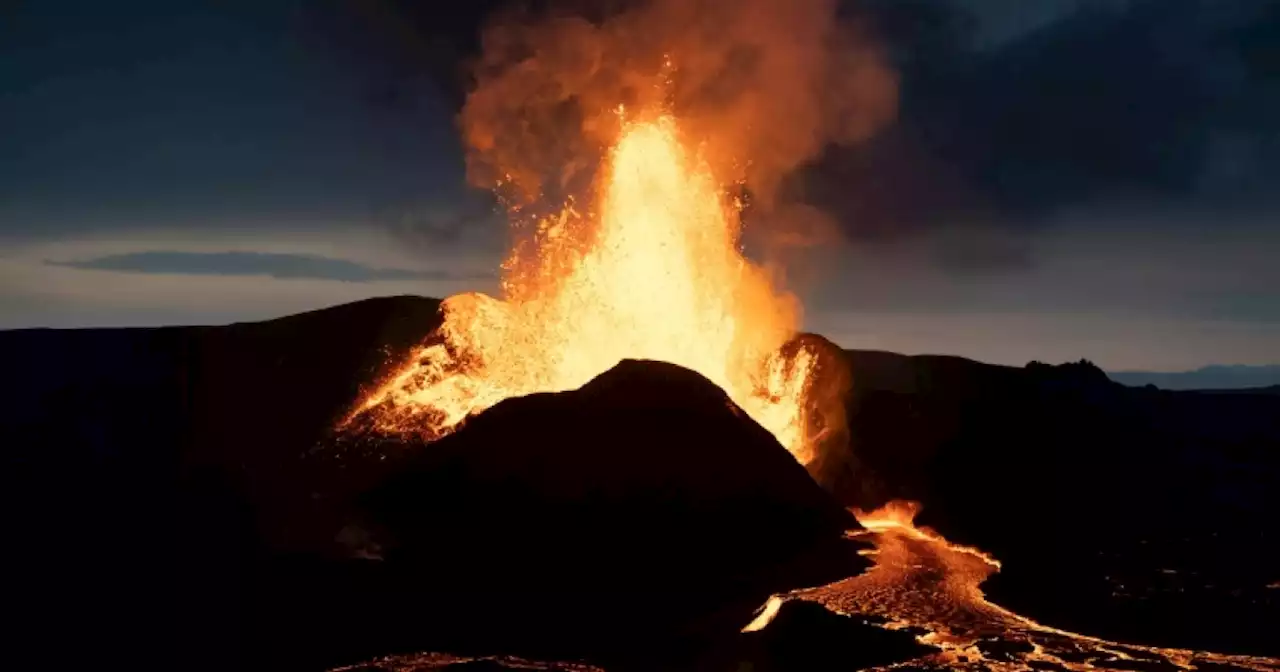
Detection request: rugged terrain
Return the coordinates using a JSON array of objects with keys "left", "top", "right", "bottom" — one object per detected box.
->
[{"left": 4, "top": 296, "right": 1278, "bottom": 670}]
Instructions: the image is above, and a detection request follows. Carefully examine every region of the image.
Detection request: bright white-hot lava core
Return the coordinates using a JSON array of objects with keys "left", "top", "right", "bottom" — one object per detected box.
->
[{"left": 352, "top": 111, "right": 821, "bottom": 461}]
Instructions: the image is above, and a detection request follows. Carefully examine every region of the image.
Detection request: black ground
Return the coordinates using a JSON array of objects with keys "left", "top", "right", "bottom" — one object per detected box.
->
[
  {"left": 827, "top": 350, "right": 1280, "bottom": 656},
  {"left": 3, "top": 296, "right": 1277, "bottom": 669}
]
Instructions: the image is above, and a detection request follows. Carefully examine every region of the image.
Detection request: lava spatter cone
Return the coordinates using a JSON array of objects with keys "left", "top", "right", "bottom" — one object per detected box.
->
[{"left": 340, "top": 359, "right": 863, "bottom": 664}]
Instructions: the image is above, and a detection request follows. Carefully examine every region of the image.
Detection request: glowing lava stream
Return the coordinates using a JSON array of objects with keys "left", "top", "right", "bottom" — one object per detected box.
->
[
  {"left": 351, "top": 112, "right": 820, "bottom": 462},
  {"left": 345, "top": 110, "right": 1280, "bottom": 672},
  {"left": 744, "top": 501, "right": 1280, "bottom": 672}
]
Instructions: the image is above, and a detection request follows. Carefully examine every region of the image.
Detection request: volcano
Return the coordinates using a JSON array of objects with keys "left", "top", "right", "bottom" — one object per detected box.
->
[
  {"left": 5, "top": 296, "right": 1280, "bottom": 671},
  {"left": 0, "top": 300, "right": 864, "bottom": 671},
  {"left": 328, "top": 359, "right": 862, "bottom": 667}
]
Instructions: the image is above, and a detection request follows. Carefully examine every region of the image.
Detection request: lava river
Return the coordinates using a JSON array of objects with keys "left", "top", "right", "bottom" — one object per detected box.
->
[
  {"left": 737, "top": 502, "right": 1280, "bottom": 672},
  {"left": 337, "top": 96, "right": 1277, "bottom": 672},
  {"left": 340, "top": 502, "right": 1280, "bottom": 672}
]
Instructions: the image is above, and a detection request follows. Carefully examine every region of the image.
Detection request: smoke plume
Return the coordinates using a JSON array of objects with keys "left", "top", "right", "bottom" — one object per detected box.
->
[{"left": 459, "top": 0, "right": 898, "bottom": 220}]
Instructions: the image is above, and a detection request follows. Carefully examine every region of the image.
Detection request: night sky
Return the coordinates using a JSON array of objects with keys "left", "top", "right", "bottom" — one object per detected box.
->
[{"left": 3, "top": 0, "right": 1278, "bottom": 371}]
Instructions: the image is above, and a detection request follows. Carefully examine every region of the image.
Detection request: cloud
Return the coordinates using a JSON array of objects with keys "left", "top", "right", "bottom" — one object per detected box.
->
[
  {"left": 316, "top": 0, "right": 1280, "bottom": 267},
  {"left": 809, "top": 308, "right": 1280, "bottom": 371},
  {"left": 0, "top": 225, "right": 503, "bottom": 328},
  {"left": 47, "top": 251, "right": 494, "bottom": 283},
  {"left": 797, "top": 0, "right": 1280, "bottom": 238},
  {"left": 373, "top": 194, "right": 509, "bottom": 255},
  {"left": 796, "top": 213, "right": 1280, "bottom": 369}
]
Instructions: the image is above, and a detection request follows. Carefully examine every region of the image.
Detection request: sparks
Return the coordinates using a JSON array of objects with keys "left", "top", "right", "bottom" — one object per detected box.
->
[{"left": 349, "top": 112, "right": 821, "bottom": 460}]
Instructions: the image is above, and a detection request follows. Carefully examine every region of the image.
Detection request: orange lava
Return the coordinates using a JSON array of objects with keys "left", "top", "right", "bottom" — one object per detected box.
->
[
  {"left": 332, "top": 69, "right": 1280, "bottom": 672},
  {"left": 349, "top": 111, "right": 821, "bottom": 461},
  {"left": 854, "top": 499, "right": 1002, "bottom": 571},
  {"left": 336, "top": 501, "right": 1280, "bottom": 671},
  {"left": 746, "top": 501, "right": 1280, "bottom": 672}
]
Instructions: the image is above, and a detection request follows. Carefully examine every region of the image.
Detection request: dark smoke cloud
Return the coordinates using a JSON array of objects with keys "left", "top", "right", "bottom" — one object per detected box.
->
[
  {"left": 798, "top": 0, "right": 1280, "bottom": 251},
  {"left": 332, "top": 0, "right": 1280, "bottom": 274},
  {"left": 321, "top": 0, "right": 891, "bottom": 269},
  {"left": 457, "top": 0, "right": 898, "bottom": 213}
]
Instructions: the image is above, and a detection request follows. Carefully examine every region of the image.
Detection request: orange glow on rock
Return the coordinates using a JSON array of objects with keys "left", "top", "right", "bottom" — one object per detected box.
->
[{"left": 350, "top": 112, "right": 821, "bottom": 461}]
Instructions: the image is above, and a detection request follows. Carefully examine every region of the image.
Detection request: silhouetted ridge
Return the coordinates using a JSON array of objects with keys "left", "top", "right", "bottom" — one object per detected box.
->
[
  {"left": 5, "top": 296, "right": 1279, "bottom": 668},
  {"left": 324, "top": 358, "right": 860, "bottom": 668},
  {"left": 833, "top": 347, "right": 1280, "bottom": 657}
]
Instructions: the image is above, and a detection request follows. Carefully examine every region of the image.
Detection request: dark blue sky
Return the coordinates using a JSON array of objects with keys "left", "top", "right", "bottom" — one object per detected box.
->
[
  {"left": 2, "top": 0, "right": 1277, "bottom": 370},
  {"left": 0, "top": 0, "right": 468, "bottom": 227}
]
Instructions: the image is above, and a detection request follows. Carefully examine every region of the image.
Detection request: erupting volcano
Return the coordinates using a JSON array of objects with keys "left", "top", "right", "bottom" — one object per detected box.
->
[
  {"left": 8, "top": 0, "right": 1280, "bottom": 670},
  {"left": 351, "top": 111, "right": 824, "bottom": 461},
  {"left": 330, "top": 2, "right": 1280, "bottom": 669},
  {"left": 336, "top": 104, "right": 1280, "bottom": 672}
]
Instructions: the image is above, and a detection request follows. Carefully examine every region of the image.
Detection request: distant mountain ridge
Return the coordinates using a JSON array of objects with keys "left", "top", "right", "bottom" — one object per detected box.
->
[{"left": 1108, "top": 364, "right": 1280, "bottom": 390}]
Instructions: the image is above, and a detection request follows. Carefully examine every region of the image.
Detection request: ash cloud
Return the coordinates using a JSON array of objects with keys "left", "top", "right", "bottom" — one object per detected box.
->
[
  {"left": 335, "top": 0, "right": 1280, "bottom": 274},
  {"left": 457, "top": 0, "right": 899, "bottom": 214}
]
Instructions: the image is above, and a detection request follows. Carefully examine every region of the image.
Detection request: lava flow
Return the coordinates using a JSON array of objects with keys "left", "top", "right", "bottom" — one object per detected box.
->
[
  {"left": 341, "top": 500, "right": 1280, "bottom": 672},
  {"left": 340, "top": 47, "right": 1278, "bottom": 671},
  {"left": 350, "top": 111, "right": 822, "bottom": 461},
  {"left": 743, "top": 502, "right": 1280, "bottom": 672}
]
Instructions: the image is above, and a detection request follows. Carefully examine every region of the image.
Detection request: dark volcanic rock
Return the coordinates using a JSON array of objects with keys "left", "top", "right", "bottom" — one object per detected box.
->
[
  {"left": 10, "top": 296, "right": 1280, "bottom": 669},
  {"left": 301, "top": 359, "right": 860, "bottom": 669},
  {"left": 832, "top": 350, "right": 1280, "bottom": 657},
  {"left": 0, "top": 298, "right": 862, "bottom": 671},
  {"left": 2, "top": 296, "right": 445, "bottom": 672}
]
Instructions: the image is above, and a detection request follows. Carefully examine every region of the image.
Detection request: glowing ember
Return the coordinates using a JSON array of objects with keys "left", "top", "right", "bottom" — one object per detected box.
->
[{"left": 351, "top": 112, "right": 820, "bottom": 460}]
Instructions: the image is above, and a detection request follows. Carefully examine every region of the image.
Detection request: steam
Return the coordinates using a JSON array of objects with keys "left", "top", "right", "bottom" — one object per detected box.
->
[{"left": 460, "top": 0, "right": 898, "bottom": 216}]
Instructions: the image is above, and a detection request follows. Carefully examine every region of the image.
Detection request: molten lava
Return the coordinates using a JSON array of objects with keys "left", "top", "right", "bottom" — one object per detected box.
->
[
  {"left": 335, "top": 90, "right": 1280, "bottom": 672},
  {"left": 742, "top": 502, "right": 1280, "bottom": 672},
  {"left": 352, "top": 112, "right": 820, "bottom": 460}
]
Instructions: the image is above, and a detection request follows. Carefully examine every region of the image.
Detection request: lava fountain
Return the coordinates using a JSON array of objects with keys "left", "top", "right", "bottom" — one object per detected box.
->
[{"left": 350, "top": 110, "right": 824, "bottom": 461}]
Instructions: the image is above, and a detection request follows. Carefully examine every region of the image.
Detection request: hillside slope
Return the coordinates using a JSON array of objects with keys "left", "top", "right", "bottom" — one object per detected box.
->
[{"left": 3, "top": 296, "right": 1277, "bottom": 664}]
